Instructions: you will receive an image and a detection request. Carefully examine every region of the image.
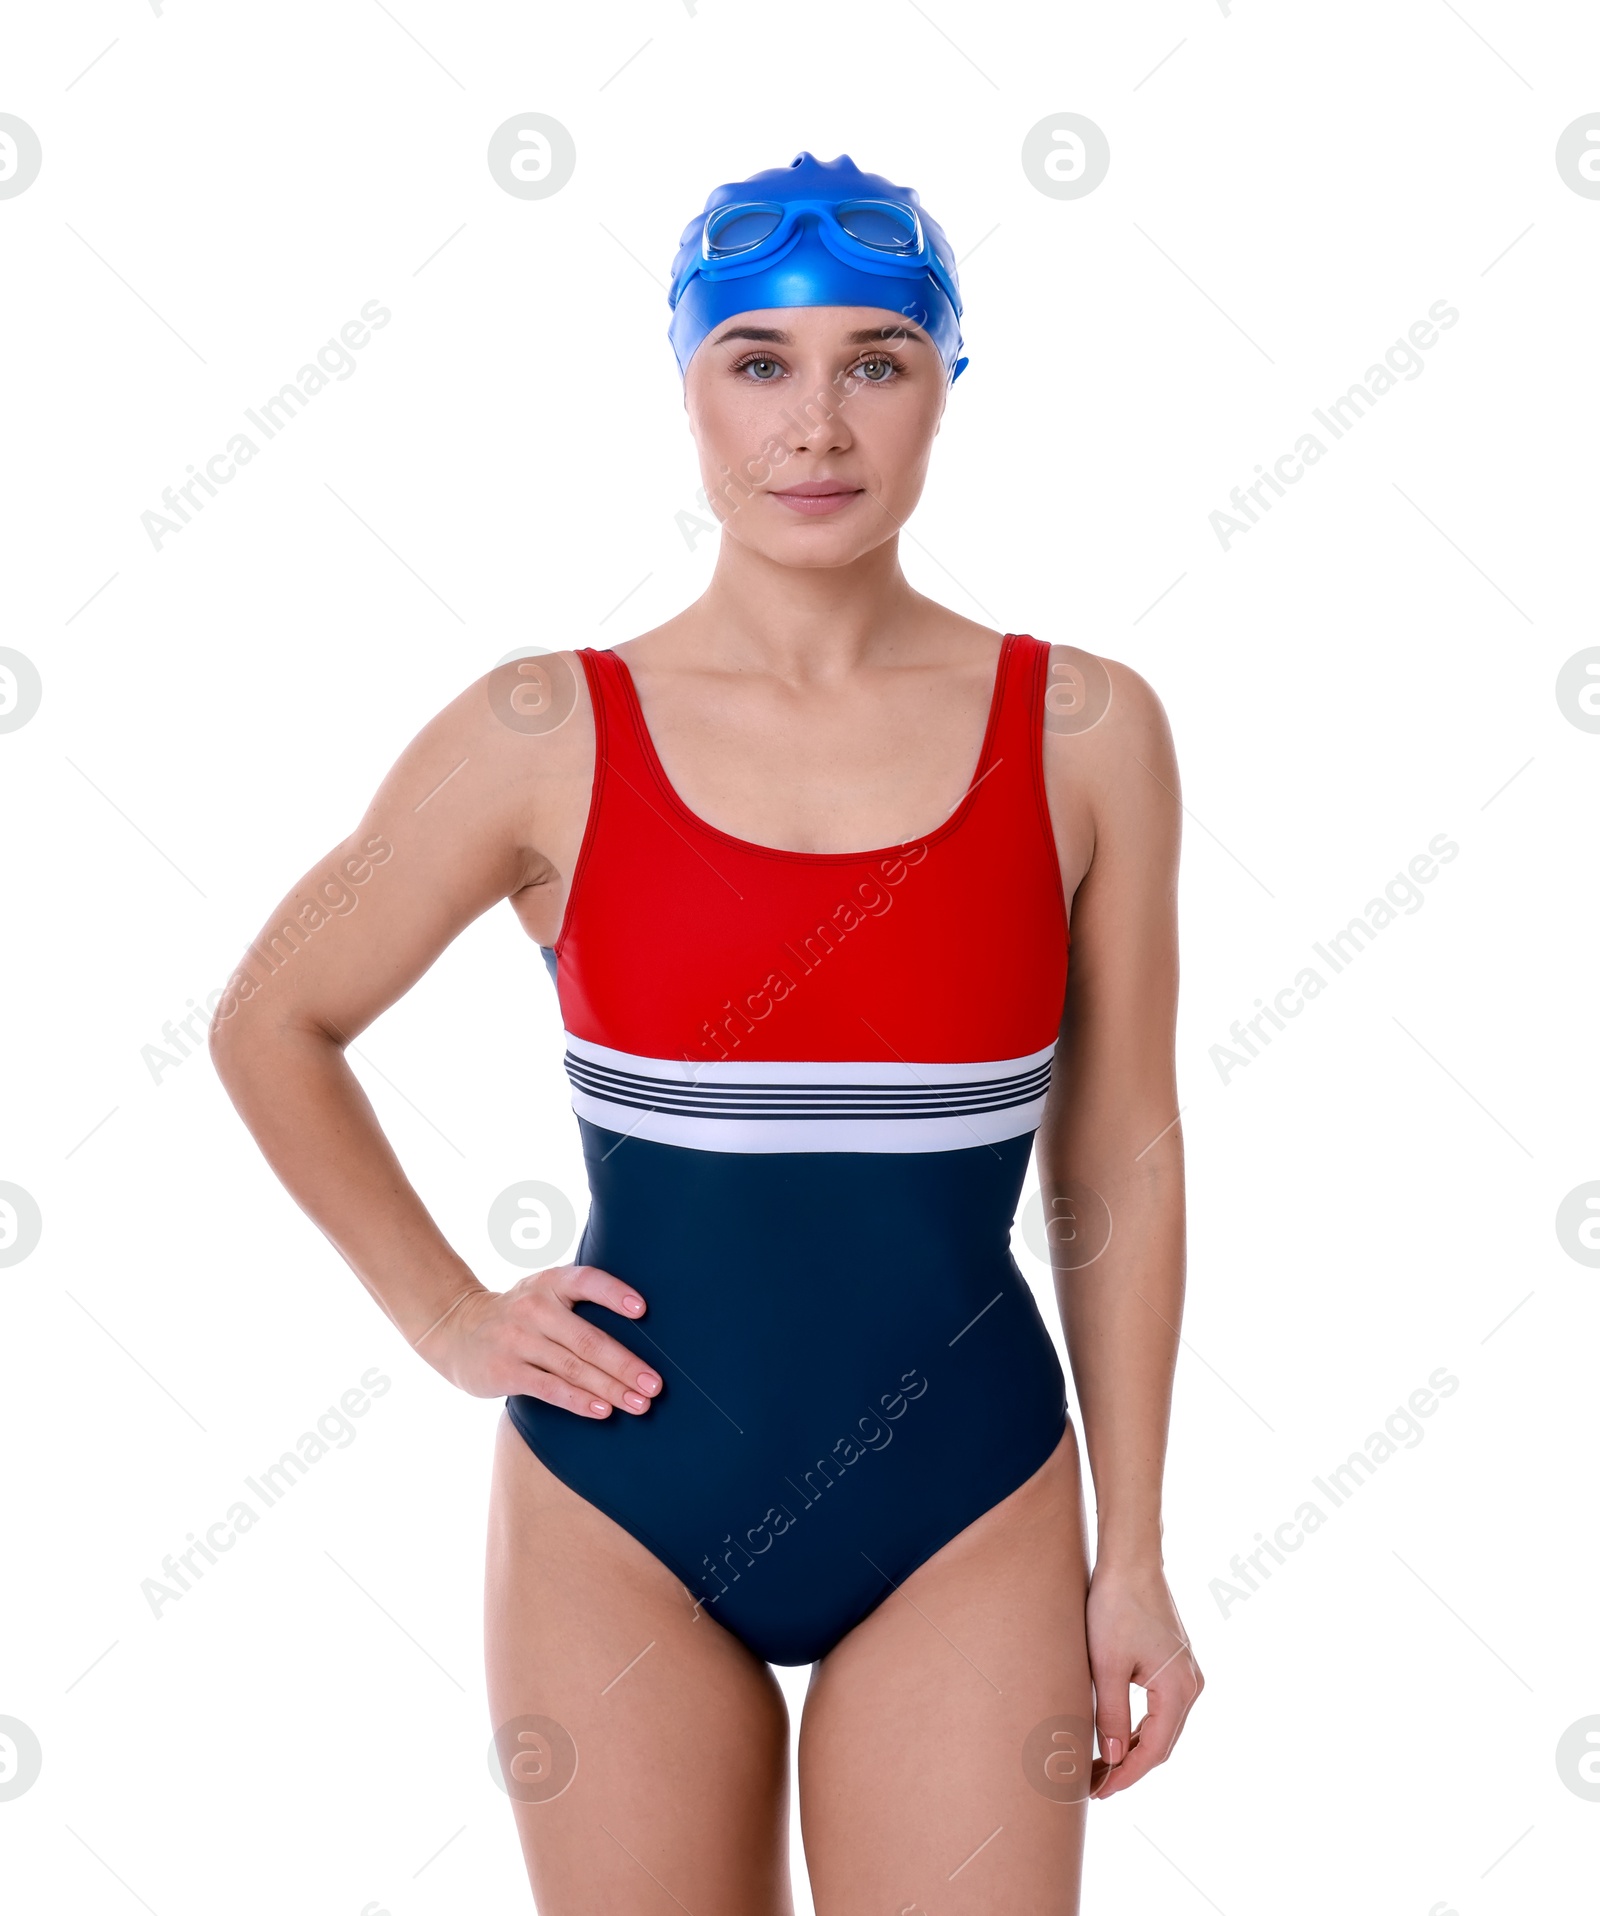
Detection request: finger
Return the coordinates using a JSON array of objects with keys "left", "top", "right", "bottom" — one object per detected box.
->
[
  {"left": 1167, "top": 1655, "right": 1205, "bottom": 1744},
  {"left": 555, "top": 1261, "right": 649, "bottom": 1323},
  {"left": 1092, "top": 1668, "right": 1135, "bottom": 1785},
  {"left": 1093, "top": 1660, "right": 1201, "bottom": 1798},
  {"left": 509, "top": 1361, "right": 624, "bottom": 1420},
  {"left": 524, "top": 1328, "right": 660, "bottom": 1415},
  {"left": 548, "top": 1265, "right": 663, "bottom": 1393},
  {"left": 552, "top": 1314, "right": 662, "bottom": 1407},
  {"left": 537, "top": 1268, "right": 662, "bottom": 1404},
  {"left": 1094, "top": 1719, "right": 1159, "bottom": 1798},
  {"left": 1132, "top": 1652, "right": 1203, "bottom": 1771}
]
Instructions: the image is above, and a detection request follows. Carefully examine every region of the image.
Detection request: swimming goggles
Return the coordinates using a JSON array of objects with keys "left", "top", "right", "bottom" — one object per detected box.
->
[{"left": 674, "top": 196, "right": 962, "bottom": 318}]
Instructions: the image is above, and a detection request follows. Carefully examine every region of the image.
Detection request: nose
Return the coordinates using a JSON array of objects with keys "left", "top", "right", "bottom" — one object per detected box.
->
[{"left": 779, "top": 380, "right": 854, "bottom": 457}]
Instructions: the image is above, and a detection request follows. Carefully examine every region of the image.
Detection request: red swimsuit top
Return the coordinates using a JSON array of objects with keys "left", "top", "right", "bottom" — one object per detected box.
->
[{"left": 544, "top": 633, "right": 1068, "bottom": 1153}]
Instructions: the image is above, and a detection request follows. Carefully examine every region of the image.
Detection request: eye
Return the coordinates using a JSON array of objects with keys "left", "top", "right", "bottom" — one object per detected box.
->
[
  {"left": 732, "top": 353, "right": 784, "bottom": 381},
  {"left": 850, "top": 354, "right": 902, "bottom": 385}
]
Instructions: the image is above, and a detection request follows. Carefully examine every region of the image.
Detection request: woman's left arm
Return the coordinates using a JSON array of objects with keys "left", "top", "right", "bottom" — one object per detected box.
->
[{"left": 1035, "top": 647, "right": 1203, "bottom": 1801}]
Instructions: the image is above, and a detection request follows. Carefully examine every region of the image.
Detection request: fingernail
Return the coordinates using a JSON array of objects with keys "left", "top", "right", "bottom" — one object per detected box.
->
[
  {"left": 589, "top": 1400, "right": 609, "bottom": 1416},
  {"left": 1105, "top": 1736, "right": 1123, "bottom": 1765},
  {"left": 623, "top": 1391, "right": 649, "bottom": 1411},
  {"left": 636, "top": 1373, "right": 659, "bottom": 1393},
  {"left": 622, "top": 1294, "right": 644, "bottom": 1313}
]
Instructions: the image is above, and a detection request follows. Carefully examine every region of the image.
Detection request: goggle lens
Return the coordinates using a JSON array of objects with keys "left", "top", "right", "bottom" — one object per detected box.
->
[
  {"left": 835, "top": 200, "right": 922, "bottom": 253},
  {"left": 703, "top": 203, "right": 784, "bottom": 258}
]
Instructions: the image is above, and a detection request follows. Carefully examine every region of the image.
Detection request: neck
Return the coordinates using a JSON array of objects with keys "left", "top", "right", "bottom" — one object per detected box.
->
[{"left": 674, "top": 530, "right": 933, "bottom": 683}]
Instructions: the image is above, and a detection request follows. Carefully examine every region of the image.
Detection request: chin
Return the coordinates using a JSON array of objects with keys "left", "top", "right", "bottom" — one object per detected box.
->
[{"left": 762, "top": 529, "right": 884, "bottom": 569}]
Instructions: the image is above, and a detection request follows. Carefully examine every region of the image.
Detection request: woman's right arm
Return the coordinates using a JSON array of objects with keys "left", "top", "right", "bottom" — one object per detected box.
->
[{"left": 207, "top": 654, "right": 661, "bottom": 1421}]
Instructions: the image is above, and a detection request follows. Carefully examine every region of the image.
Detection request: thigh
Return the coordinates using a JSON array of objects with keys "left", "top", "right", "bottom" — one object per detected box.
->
[
  {"left": 484, "top": 1409, "right": 795, "bottom": 1916},
  {"left": 797, "top": 1421, "right": 1093, "bottom": 1916}
]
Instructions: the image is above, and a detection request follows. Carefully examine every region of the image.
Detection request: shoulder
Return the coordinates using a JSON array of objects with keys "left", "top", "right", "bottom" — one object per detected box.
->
[
  {"left": 475, "top": 646, "right": 594, "bottom": 737},
  {"left": 419, "top": 647, "right": 597, "bottom": 778},
  {"left": 1034, "top": 644, "right": 1180, "bottom": 878},
  {"left": 364, "top": 648, "right": 596, "bottom": 862},
  {"left": 1038, "top": 641, "right": 1177, "bottom": 785}
]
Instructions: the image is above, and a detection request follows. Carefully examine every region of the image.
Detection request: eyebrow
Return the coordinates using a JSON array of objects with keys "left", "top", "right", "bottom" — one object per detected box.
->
[{"left": 710, "top": 322, "right": 934, "bottom": 350}]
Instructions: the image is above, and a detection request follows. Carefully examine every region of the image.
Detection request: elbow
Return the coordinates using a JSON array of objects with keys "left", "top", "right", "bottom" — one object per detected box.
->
[
  {"left": 207, "top": 981, "right": 342, "bottom": 1087},
  {"left": 207, "top": 993, "right": 245, "bottom": 1082},
  {"left": 207, "top": 976, "right": 266, "bottom": 1082}
]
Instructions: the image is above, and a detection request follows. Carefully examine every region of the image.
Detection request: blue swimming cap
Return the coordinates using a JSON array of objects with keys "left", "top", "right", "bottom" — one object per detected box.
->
[{"left": 668, "top": 152, "right": 968, "bottom": 383}]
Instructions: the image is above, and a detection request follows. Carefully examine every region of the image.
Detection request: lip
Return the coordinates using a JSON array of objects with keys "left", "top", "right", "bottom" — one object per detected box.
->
[{"left": 767, "top": 481, "right": 864, "bottom": 517}]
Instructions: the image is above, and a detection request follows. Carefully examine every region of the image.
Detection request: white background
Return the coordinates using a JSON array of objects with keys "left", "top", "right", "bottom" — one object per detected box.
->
[{"left": 2, "top": 2, "right": 1597, "bottom": 1912}]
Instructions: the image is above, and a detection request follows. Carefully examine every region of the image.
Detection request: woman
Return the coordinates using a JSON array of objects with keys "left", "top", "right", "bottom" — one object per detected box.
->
[{"left": 211, "top": 150, "right": 1201, "bottom": 1914}]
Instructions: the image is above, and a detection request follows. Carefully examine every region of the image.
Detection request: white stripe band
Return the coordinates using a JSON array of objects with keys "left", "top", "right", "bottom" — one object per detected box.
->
[{"left": 562, "top": 1035, "right": 1056, "bottom": 1155}]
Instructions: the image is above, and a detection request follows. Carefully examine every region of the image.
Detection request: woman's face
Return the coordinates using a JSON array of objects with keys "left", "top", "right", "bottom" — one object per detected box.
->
[{"left": 682, "top": 305, "right": 951, "bottom": 570}]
